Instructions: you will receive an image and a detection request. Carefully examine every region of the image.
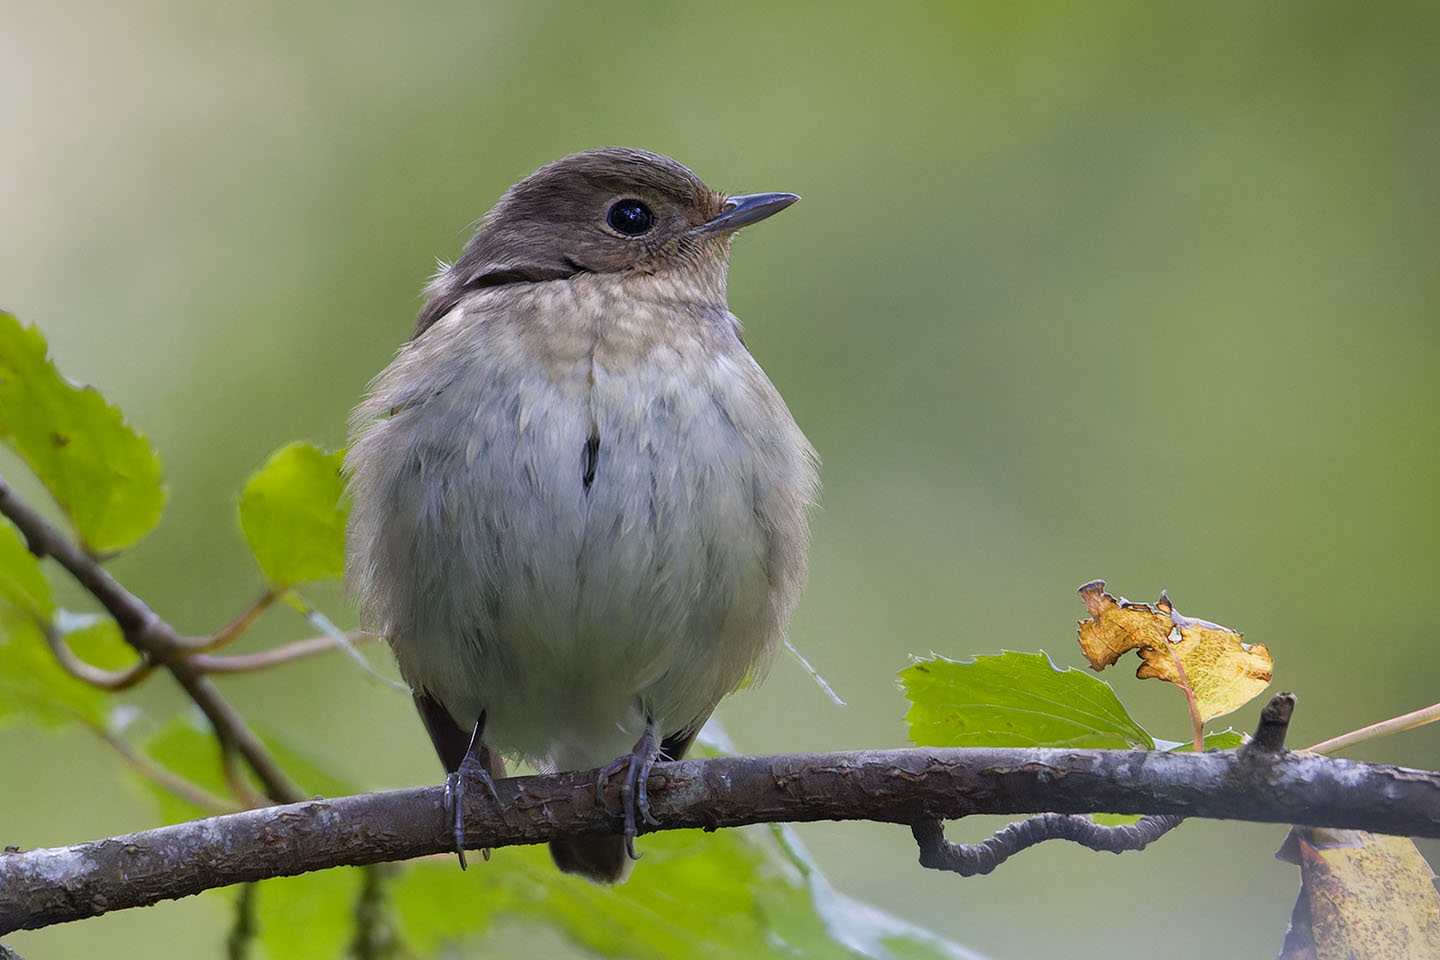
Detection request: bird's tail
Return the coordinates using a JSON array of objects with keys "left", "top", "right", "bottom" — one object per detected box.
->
[
  {"left": 549, "top": 835, "right": 632, "bottom": 884},
  {"left": 548, "top": 725, "right": 699, "bottom": 883}
]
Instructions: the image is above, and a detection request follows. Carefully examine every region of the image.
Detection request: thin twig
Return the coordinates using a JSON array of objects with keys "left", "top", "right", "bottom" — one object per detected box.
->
[
  {"left": 225, "top": 883, "right": 256, "bottom": 960},
  {"left": 168, "top": 665, "right": 302, "bottom": 804},
  {"left": 350, "top": 866, "right": 398, "bottom": 960},
  {"left": 0, "top": 473, "right": 301, "bottom": 805},
  {"left": 912, "top": 814, "right": 1186, "bottom": 876},
  {"left": 41, "top": 621, "right": 155, "bottom": 690},
  {"left": 89, "top": 723, "right": 233, "bottom": 815},
  {"left": 0, "top": 476, "right": 178, "bottom": 651},
  {"left": 911, "top": 691, "right": 1301, "bottom": 878},
  {"left": 173, "top": 590, "right": 278, "bottom": 654},
  {"left": 189, "top": 631, "right": 375, "bottom": 674},
  {"left": 1307, "top": 700, "right": 1440, "bottom": 755}
]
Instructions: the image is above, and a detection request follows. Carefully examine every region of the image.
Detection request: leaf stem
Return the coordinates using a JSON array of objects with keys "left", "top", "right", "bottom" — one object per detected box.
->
[{"left": 1169, "top": 651, "right": 1204, "bottom": 753}]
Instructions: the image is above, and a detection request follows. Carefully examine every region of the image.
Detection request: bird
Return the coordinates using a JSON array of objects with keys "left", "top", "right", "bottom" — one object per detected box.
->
[{"left": 345, "top": 147, "right": 818, "bottom": 883}]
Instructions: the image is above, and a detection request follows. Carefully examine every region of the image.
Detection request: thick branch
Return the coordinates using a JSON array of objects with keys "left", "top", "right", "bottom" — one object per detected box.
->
[{"left": 4, "top": 746, "right": 1438, "bottom": 933}]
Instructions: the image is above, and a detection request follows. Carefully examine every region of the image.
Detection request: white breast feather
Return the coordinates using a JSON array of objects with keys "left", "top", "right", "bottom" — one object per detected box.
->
[{"left": 346, "top": 272, "right": 817, "bottom": 771}]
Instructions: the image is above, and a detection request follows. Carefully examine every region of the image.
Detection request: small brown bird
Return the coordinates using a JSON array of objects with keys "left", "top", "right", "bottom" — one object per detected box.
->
[{"left": 345, "top": 148, "right": 817, "bottom": 882}]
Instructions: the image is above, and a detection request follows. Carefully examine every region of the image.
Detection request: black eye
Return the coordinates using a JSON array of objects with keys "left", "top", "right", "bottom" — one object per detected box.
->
[{"left": 607, "top": 199, "right": 654, "bottom": 236}]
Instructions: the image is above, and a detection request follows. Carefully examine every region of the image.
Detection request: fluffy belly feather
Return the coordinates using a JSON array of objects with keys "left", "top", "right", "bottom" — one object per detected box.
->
[{"left": 347, "top": 286, "right": 814, "bottom": 771}]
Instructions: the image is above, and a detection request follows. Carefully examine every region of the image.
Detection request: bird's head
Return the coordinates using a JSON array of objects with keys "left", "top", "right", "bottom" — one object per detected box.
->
[{"left": 415, "top": 148, "right": 797, "bottom": 336}]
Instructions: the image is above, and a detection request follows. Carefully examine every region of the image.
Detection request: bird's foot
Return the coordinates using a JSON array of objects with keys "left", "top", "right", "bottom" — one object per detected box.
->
[
  {"left": 446, "top": 754, "right": 501, "bottom": 870},
  {"left": 595, "top": 719, "right": 662, "bottom": 860}
]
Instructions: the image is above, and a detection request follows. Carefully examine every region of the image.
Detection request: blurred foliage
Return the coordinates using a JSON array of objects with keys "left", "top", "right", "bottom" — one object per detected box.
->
[
  {"left": 242, "top": 827, "right": 977, "bottom": 960},
  {"left": 3, "top": 1, "right": 1439, "bottom": 958}
]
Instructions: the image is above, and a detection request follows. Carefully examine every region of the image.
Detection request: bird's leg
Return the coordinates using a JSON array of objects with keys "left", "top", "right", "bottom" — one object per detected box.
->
[
  {"left": 445, "top": 711, "right": 501, "bottom": 870},
  {"left": 595, "top": 712, "right": 662, "bottom": 860}
]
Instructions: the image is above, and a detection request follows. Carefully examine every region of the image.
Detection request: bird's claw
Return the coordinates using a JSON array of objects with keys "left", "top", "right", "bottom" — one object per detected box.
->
[
  {"left": 597, "top": 720, "right": 661, "bottom": 860},
  {"left": 446, "top": 759, "right": 500, "bottom": 870}
]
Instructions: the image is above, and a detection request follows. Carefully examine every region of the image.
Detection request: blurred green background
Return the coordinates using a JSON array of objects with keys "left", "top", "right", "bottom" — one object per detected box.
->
[{"left": 3, "top": 1, "right": 1438, "bottom": 957}]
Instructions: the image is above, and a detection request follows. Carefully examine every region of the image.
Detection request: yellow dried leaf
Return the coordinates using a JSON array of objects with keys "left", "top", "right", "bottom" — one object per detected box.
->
[
  {"left": 1277, "top": 828, "right": 1440, "bottom": 960},
  {"left": 1076, "top": 580, "right": 1272, "bottom": 721}
]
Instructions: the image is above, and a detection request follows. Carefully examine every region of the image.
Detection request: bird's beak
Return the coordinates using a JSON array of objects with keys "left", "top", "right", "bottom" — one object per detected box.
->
[{"left": 697, "top": 192, "right": 800, "bottom": 236}]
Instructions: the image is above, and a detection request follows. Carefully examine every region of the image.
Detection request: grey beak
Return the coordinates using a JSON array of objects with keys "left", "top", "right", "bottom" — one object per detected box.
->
[{"left": 699, "top": 192, "right": 800, "bottom": 236}]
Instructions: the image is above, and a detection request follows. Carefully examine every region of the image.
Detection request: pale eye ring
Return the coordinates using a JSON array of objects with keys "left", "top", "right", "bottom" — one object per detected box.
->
[{"left": 607, "top": 198, "right": 654, "bottom": 236}]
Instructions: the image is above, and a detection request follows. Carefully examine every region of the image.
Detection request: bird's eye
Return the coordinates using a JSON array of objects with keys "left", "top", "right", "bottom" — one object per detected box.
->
[{"left": 606, "top": 199, "right": 654, "bottom": 236}]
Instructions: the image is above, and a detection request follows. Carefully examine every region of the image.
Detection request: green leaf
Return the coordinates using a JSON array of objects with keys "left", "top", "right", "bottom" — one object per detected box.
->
[
  {"left": 0, "top": 518, "right": 52, "bottom": 619},
  {"left": 901, "top": 650, "right": 1154, "bottom": 750},
  {"left": 59, "top": 613, "right": 137, "bottom": 671},
  {"left": 0, "top": 312, "right": 165, "bottom": 551},
  {"left": 0, "top": 608, "right": 106, "bottom": 728},
  {"left": 238, "top": 442, "right": 349, "bottom": 586}
]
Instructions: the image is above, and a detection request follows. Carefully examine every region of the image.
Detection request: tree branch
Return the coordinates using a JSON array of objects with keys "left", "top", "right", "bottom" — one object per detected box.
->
[
  {"left": 0, "top": 477, "right": 173, "bottom": 649},
  {"left": 0, "top": 475, "right": 301, "bottom": 804},
  {"left": 909, "top": 691, "right": 1298, "bottom": 876},
  {"left": 912, "top": 814, "right": 1185, "bottom": 876},
  {"left": 3, "top": 746, "right": 1438, "bottom": 933},
  {"left": 164, "top": 665, "right": 303, "bottom": 803}
]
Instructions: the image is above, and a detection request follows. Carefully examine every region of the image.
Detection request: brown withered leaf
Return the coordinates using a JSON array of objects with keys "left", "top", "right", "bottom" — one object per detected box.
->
[
  {"left": 1276, "top": 828, "right": 1440, "bottom": 960},
  {"left": 1076, "top": 580, "right": 1272, "bottom": 721}
]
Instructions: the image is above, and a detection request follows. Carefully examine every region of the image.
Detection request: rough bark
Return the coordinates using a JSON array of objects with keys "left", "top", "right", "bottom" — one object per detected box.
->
[{"left": 4, "top": 745, "right": 1438, "bottom": 933}]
